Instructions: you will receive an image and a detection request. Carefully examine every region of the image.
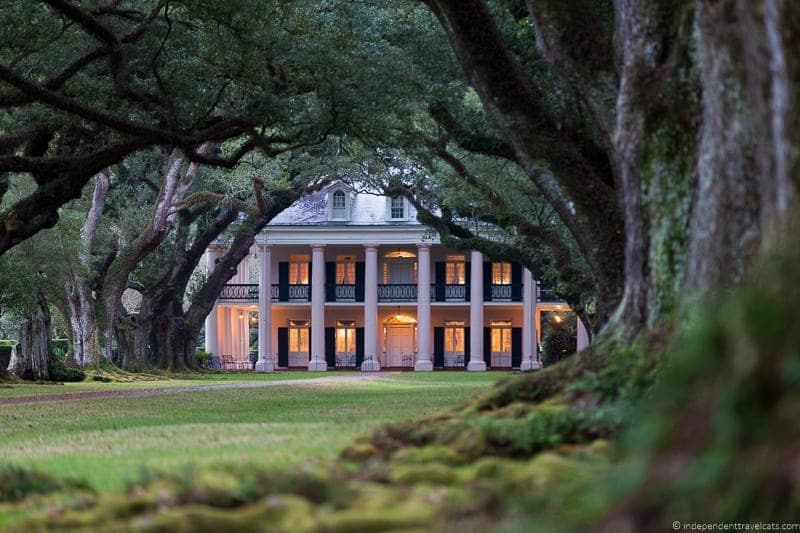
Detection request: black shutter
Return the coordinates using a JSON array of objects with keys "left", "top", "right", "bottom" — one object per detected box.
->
[
  {"left": 355, "top": 262, "right": 365, "bottom": 302},
  {"left": 464, "top": 327, "right": 470, "bottom": 368},
  {"left": 483, "top": 327, "right": 492, "bottom": 367},
  {"left": 277, "top": 327, "right": 289, "bottom": 367},
  {"left": 511, "top": 263, "right": 523, "bottom": 301},
  {"left": 278, "top": 262, "right": 289, "bottom": 301},
  {"left": 464, "top": 262, "right": 471, "bottom": 302},
  {"left": 435, "top": 262, "right": 446, "bottom": 302},
  {"left": 325, "top": 327, "right": 336, "bottom": 367},
  {"left": 325, "top": 262, "right": 336, "bottom": 302},
  {"left": 511, "top": 327, "right": 522, "bottom": 367},
  {"left": 308, "top": 327, "right": 313, "bottom": 361},
  {"left": 433, "top": 327, "right": 445, "bottom": 368},
  {"left": 483, "top": 262, "right": 492, "bottom": 301},
  {"left": 355, "top": 327, "right": 365, "bottom": 366}
]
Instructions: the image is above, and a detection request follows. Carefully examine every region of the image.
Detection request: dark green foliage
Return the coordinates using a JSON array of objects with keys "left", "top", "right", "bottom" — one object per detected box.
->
[
  {"left": 49, "top": 359, "right": 85, "bottom": 382},
  {"left": 541, "top": 311, "right": 577, "bottom": 366},
  {"left": 0, "top": 466, "right": 89, "bottom": 502},
  {"left": 0, "top": 343, "right": 11, "bottom": 370}
]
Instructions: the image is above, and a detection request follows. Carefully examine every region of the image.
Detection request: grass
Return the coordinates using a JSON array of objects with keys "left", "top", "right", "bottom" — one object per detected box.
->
[
  {"left": 0, "top": 371, "right": 337, "bottom": 398},
  {"left": 0, "top": 372, "right": 504, "bottom": 494}
]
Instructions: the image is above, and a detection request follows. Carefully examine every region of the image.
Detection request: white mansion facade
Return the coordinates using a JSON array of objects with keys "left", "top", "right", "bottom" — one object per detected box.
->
[{"left": 204, "top": 183, "right": 589, "bottom": 371}]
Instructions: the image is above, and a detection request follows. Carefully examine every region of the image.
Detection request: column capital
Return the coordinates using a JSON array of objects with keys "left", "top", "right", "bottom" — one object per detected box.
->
[
  {"left": 416, "top": 242, "right": 432, "bottom": 250},
  {"left": 257, "top": 243, "right": 272, "bottom": 251},
  {"left": 363, "top": 243, "right": 380, "bottom": 250},
  {"left": 310, "top": 243, "right": 326, "bottom": 250}
]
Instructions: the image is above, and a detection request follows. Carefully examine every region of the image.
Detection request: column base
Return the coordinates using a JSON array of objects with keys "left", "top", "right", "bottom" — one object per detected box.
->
[
  {"left": 414, "top": 360, "right": 434, "bottom": 371},
  {"left": 308, "top": 360, "right": 328, "bottom": 372},
  {"left": 255, "top": 360, "right": 275, "bottom": 372},
  {"left": 519, "top": 358, "right": 541, "bottom": 371},
  {"left": 467, "top": 360, "right": 487, "bottom": 372},
  {"left": 361, "top": 359, "right": 381, "bottom": 372}
]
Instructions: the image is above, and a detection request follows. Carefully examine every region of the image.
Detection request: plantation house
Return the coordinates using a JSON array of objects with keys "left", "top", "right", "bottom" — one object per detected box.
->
[{"left": 205, "top": 183, "right": 589, "bottom": 371}]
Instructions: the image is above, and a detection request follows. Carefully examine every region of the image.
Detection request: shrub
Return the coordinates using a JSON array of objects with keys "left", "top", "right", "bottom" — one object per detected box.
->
[{"left": 0, "top": 466, "right": 89, "bottom": 502}]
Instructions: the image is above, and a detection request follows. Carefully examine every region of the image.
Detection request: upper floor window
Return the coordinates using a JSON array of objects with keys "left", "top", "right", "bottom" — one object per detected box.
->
[
  {"left": 445, "top": 254, "right": 465, "bottom": 284},
  {"left": 289, "top": 254, "right": 309, "bottom": 284},
  {"left": 336, "top": 255, "right": 356, "bottom": 284},
  {"left": 492, "top": 262, "right": 512, "bottom": 285},
  {"left": 332, "top": 190, "right": 347, "bottom": 219},
  {"left": 390, "top": 196, "right": 405, "bottom": 219}
]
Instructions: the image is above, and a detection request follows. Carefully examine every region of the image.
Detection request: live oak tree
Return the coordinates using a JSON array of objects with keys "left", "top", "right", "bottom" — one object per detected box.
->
[
  {"left": 0, "top": 0, "right": 337, "bottom": 255},
  {"left": 411, "top": 0, "right": 800, "bottom": 344}
]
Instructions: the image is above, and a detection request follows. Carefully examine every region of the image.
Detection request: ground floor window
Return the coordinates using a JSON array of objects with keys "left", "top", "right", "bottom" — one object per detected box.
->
[
  {"left": 289, "top": 319, "right": 309, "bottom": 366},
  {"left": 336, "top": 320, "right": 356, "bottom": 366},
  {"left": 491, "top": 320, "right": 512, "bottom": 367},
  {"left": 444, "top": 320, "right": 465, "bottom": 367}
]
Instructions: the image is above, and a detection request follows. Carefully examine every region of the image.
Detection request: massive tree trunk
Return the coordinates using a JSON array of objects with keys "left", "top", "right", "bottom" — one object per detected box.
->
[
  {"left": 425, "top": 0, "right": 800, "bottom": 342},
  {"left": 10, "top": 292, "right": 54, "bottom": 381}
]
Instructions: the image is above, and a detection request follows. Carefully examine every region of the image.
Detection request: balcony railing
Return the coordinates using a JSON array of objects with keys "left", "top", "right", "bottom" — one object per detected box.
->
[
  {"left": 537, "top": 287, "right": 559, "bottom": 302},
  {"left": 378, "top": 284, "right": 417, "bottom": 302},
  {"left": 219, "top": 284, "right": 259, "bottom": 301},
  {"left": 334, "top": 284, "right": 356, "bottom": 301},
  {"left": 490, "top": 284, "right": 513, "bottom": 301},
  {"left": 444, "top": 284, "right": 467, "bottom": 301},
  {"left": 287, "top": 284, "right": 310, "bottom": 301}
]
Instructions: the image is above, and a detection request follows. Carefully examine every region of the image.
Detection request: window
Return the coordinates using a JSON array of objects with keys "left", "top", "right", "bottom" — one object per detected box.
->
[
  {"left": 492, "top": 262, "right": 512, "bottom": 285},
  {"left": 491, "top": 320, "right": 512, "bottom": 353},
  {"left": 390, "top": 196, "right": 405, "bottom": 219},
  {"left": 336, "top": 320, "right": 356, "bottom": 353},
  {"left": 332, "top": 190, "right": 347, "bottom": 219},
  {"left": 289, "top": 320, "right": 309, "bottom": 353},
  {"left": 444, "top": 321, "right": 465, "bottom": 353},
  {"left": 336, "top": 255, "right": 355, "bottom": 284},
  {"left": 446, "top": 255, "right": 465, "bottom": 284},
  {"left": 289, "top": 254, "right": 309, "bottom": 284}
]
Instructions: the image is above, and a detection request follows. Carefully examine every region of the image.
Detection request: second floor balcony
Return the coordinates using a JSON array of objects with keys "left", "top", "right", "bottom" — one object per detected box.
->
[{"left": 219, "top": 280, "right": 549, "bottom": 304}]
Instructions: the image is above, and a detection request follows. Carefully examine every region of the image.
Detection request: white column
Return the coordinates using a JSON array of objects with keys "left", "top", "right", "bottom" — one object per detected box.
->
[
  {"left": 308, "top": 244, "right": 327, "bottom": 371},
  {"left": 577, "top": 317, "right": 590, "bottom": 351},
  {"left": 520, "top": 269, "right": 541, "bottom": 370},
  {"left": 362, "top": 244, "right": 381, "bottom": 371},
  {"left": 228, "top": 307, "right": 238, "bottom": 366},
  {"left": 204, "top": 247, "right": 221, "bottom": 356},
  {"left": 255, "top": 244, "right": 273, "bottom": 372},
  {"left": 468, "top": 251, "right": 486, "bottom": 371},
  {"left": 415, "top": 244, "right": 433, "bottom": 371}
]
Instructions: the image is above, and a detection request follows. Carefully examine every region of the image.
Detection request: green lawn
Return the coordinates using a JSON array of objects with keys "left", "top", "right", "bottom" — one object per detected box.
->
[
  {"left": 0, "top": 371, "right": 335, "bottom": 398},
  {"left": 0, "top": 372, "right": 505, "bottom": 493}
]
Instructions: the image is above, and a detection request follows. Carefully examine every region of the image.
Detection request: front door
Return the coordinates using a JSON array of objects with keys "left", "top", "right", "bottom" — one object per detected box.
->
[{"left": 386, "top": 325, "right": 414, "bottom": 367}]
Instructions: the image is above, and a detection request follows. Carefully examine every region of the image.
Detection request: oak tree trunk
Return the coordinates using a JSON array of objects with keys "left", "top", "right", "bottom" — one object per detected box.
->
[{"left": 11, "top": 292, "right": 54, "bottom": 381}]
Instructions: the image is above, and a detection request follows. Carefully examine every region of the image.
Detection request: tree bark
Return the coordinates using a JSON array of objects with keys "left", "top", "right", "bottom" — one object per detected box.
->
[
  {"left": 11, "top": 292, "right": 54, "bottom": 381},
  {"left": 425, "top": 0, "right": 800, "bottom": 343}
]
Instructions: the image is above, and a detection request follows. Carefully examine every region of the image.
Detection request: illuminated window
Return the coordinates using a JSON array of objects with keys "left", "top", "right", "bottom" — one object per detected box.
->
[
  {"left": 336, "top": 255, "right": 355, "bottom": 284},
  {"left": 491, "top": 320, "right": 512, "bottom": 353},
  {"left": 446, "top": 255, "right": 465, "bottom": 284},
  {"left": 390, "top": 197, "right": 405, "bottom": 219},
  {"left": 332, "top": 190, "right": 347, "bottom": 219},
  {"left": 289, "top": 254, "right": 309, "bottom": 284},
  {"left": 444, "top": 321, "right": 465, "bottom": 353},
  {"left": 492, "top": 262, "right": 512, "bottom": 285},
  {"left": 336, "top": 320, "right": 356, "bottom": 353},
  {"left": 289, "top": 320, "right": 309, "bottom": 353}
]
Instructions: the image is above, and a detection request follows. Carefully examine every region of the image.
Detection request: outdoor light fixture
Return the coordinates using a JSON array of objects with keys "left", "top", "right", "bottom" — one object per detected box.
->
[{"left": 553, "top": 315, "right": 563, "bottom": 323}]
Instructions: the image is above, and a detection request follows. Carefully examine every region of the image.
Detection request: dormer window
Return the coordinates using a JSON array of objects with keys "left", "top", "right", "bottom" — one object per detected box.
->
[
  {"left": 390, "top": 196, "right": 405, "bottom": 219},
  {"left": 332, "top": 190, "right": 346, "bottom": 219},
  {"left": 328, "top": 187, "right": 350, "bottom": 221}
]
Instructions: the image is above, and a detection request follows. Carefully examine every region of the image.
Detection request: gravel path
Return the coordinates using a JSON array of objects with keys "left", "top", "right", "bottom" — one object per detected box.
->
[{"left": 0, "top": 373, "right": 391, "bottom": 406}]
